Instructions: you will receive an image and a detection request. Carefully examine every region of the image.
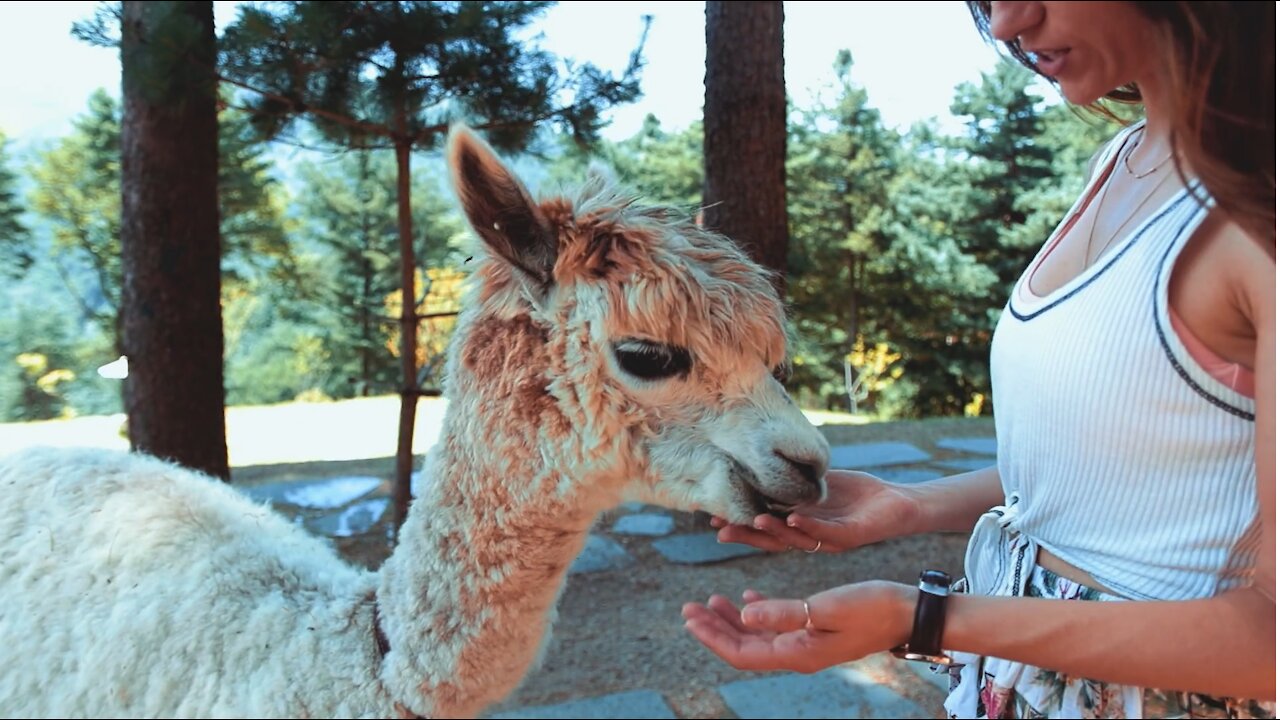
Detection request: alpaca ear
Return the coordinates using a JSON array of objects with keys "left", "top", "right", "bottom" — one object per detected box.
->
[{"left": 447, "top": 125, "right": 558, "bottom": 296}]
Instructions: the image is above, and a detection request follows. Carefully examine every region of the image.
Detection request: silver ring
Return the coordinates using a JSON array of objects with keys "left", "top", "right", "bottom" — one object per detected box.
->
[
  {"left": 802, "top": 599, "right": 814, "bottom": 630},
  {"left": 804, "top": 539, "right": 822, "bottom": 554}
]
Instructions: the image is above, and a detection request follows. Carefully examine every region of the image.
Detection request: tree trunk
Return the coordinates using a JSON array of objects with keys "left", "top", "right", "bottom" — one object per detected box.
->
[
  {"left": 393, "top": 135, "right": 417, "bottom": 533},
  {"left": 120, "top": 1, "right": 228, "bottom": 480},
  {"left": 702, "top": 0, "right": 788, "bottom": 298}
]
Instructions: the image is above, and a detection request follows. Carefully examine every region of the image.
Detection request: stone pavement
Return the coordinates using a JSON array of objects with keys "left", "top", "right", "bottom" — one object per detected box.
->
[{"left": 235, "top": 434, "right": 995, "bottom": 718}]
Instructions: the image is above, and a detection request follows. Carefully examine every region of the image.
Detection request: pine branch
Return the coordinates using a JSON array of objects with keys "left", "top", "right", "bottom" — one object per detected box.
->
[{"left": 216, "top": 74, "right": 401, "bottom": 142}]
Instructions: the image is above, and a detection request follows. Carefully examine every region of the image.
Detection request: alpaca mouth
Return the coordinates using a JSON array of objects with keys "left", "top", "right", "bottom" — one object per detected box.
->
[
  {"left": 727, "top": 456, "right": 797, "bottom": 519},
  {"left": 750, "top": 488, "right": 796, "bottom": 519}
]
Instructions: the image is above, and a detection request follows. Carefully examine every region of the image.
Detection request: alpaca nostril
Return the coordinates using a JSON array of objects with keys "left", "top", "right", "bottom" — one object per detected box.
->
[{"left": 774, "top": 451, "right": 821, "bottom": 490}]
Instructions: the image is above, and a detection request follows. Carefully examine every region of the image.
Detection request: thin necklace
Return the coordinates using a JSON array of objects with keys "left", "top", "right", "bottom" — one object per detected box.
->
[
  {"left": 1123, "top": 137, "right": 1174, "bottom": 179},
  {"left": 1081, "top": 131, "right": 1172, "bottom": 270}
]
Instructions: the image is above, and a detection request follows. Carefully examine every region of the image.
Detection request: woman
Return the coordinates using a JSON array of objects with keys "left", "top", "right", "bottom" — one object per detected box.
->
[{"left": 681, "top": 2, "right": 1275, "bottom": 717}]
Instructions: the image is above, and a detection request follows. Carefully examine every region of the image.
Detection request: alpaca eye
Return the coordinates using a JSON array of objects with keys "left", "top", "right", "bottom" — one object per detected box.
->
[
  {"left": 612, "top": 340, "right": 692, "bottom": 381},
  {"left": 771, "top": 364, "right": 791, "bottom": 384}
]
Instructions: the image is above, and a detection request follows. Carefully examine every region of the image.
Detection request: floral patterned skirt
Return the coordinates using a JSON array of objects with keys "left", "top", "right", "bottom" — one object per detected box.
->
[{"left": 941, "top": 562, "right": 1276, "bottom": 719}]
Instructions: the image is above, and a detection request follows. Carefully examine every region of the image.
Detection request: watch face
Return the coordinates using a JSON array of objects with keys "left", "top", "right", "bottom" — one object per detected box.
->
[
  {"left": 920, "top": 569, "right": 952, "bottom": 596},
  {"left": 921, "top": 569, "right": 951, "bottom": 586}
]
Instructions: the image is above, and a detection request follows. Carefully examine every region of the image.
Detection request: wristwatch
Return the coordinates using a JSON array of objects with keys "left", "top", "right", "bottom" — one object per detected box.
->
[{"left": 891, "top": 569, "right": 953, "bottom": 665}]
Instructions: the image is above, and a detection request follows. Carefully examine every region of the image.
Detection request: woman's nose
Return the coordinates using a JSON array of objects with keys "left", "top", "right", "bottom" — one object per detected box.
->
[{"left": 989, "top": 1, "right": 1044, "bottom": 43}]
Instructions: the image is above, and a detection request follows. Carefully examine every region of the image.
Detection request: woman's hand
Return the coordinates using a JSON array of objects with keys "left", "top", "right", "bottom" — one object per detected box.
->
[
  {"left": 711, "top": 470, "right": 924, "bottom": 554},
  {"left": 681, "top": 582, "right": 916, "bottom": 674}
]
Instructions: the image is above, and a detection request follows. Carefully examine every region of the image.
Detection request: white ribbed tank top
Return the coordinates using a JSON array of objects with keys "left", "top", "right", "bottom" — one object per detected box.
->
[{"left": 987, "top": 125, "right": 1260, "bottom": 602}]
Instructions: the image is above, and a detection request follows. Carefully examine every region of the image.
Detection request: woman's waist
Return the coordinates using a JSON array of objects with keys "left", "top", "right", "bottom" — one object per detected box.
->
[
  {"left": 1035, "top": 546, "right": 1111, "bottom": 595},
  {"left": 964, "top": 507, "right": 1254, "bottom": 601}
]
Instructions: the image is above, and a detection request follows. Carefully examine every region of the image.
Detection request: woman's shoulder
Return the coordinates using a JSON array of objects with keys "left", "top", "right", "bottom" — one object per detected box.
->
[{"left": 1177, "top": 210, "right": 1274, "bottom": 343}]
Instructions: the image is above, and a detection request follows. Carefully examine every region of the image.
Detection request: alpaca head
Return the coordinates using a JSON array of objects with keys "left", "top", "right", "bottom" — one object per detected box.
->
[{"left": 446, "top": 126, "right": 829, "bottom": 524}]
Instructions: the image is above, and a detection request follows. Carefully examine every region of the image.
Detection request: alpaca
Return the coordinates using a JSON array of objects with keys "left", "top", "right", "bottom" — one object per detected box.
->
[{"left": 0, "top": 126, "right": 831, "bottom": 719}]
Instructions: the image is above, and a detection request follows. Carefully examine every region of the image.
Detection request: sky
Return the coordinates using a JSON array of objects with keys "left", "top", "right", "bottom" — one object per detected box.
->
[{"left": 0, "top": 1, "right": 1056, "bottom": 154}]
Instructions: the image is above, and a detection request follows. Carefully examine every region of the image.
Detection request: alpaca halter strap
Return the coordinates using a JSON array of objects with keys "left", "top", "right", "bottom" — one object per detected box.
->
[
  {"left": 371, "top": 595, "right": 427, "bottom": 720},
  {"left": 372, "top": 598, "right": 392, "bottom": 659}
]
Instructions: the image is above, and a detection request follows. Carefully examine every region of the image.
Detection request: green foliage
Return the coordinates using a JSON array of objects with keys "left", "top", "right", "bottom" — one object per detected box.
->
[
  {"left": 218, "top": 148, "right": 467, "bottom": 407},
  {"left": 218, "top": 109, "right": 298, "bottom": 289},
  {"left": 784, "top": 51, "right": 898, "bottom": 406},
  {"left": 26, "top": 90, "right": 295, "bottom": 338},
  {"left": 9, "top": 89, "right": 291, "bottom": 419},
  {"left": 948, "top": 61, "right": 1056, "bottom": 303},
  {"left": 0, "top": 291, "right": 84, "bottom": 421},
  {"left": 28, "top": 90, "right": 122, "bottom": 325},
  {"left": 223, "top": 297, "right": 333, "bottom": 406},
  {"left": 545, "top": 114, "right": 703, "bottom": 209},
  {"left": 218, "top": 1, "right": 647, "bottom": 153},
  {"left": 785, "top": 53, "right": 996, "bottom": 417},
  {"left": 292, "top": 150, "right": 465, "bottom": 400},
  {"left": 0, "top": 133, "right": 30, "bottom": 278}
]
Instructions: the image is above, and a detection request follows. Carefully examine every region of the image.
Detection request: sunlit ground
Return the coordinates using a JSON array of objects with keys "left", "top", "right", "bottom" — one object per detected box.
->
[{"left": 0, "top": 396, "right": 866, "bottom": 467}]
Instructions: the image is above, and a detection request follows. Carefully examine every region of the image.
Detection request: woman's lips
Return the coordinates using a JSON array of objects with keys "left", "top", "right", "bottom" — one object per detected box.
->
[{"left": 1030, "top": 48, "right": 1069, "bottom": 77}]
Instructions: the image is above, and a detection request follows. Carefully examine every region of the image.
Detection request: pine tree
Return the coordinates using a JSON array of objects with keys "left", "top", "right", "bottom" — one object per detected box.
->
[
  {"left": 0, "top": 132, "right": 30, "bottom": 279},
  {"left": 949, "top": 61, "right": 1056, "bottom": 305},
  {"left": 297, "top": 151, "right": 464, "bottom": 399},
  {"left": 786, "top": 52, "right": 995, "bottom": 416},
  {"left": 28, "top": 90, "right": 122, "bottom": 327}
]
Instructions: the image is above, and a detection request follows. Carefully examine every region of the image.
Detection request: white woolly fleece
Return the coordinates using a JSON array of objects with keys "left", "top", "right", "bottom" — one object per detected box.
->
[{"left": 0, "top": 447, "right": 393, "bottom": 718}]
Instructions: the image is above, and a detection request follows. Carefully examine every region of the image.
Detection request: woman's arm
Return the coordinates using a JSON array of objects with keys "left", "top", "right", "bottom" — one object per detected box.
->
[
  {"left": 901, "top": 463, "right": 1006, "bottom": 534},
  {"left": 684, "top": 235, "right": 1277, "bottom": 701},
  {"left": 686, "top": 571, "right": 1275, "bottom": 700},
  {"left": 943, "top": 583, "right": 1275, "bottom": 699}
]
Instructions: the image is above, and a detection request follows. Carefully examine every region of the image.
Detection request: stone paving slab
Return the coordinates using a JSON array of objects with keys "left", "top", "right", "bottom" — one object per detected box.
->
[
  {"left": 936, "top": 437, "right": 998, "bottom": 456},
  {"left": 241, "top": 475, "right": 382, "bottom": 509},
  {"left": 651, "top": 532, "right": 765, "bottom": 564},
  {"left": 719, "top": 666, "right": 930, "bottom": 719},
  {"left": 830, "top": 442, "right": 931, "bottom": 470},
  {"left": 304, "top": 497, "right": 389, "bottom": 537},
  {"left": 932, "top": 457, "right": 994, "bottom": 473},
  {"left": 903, "top": 659, "right": 953, "bottom": 694},
  {"left": 877, "top": 468, "right": 944, "bottom": 484},
  {"left": 611, "top": 513, "right": 675, "bottom": 536},
  {"left": 487, "top": 689, "right": 676, "bottom": 719},
  {"left": 569, "top": 534, "right": 635, "bottom": 575}
]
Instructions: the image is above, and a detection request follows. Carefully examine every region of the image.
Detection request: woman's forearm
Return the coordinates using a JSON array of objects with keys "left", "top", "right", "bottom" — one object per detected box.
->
[
  {"left": 902, "top": 464, "right": 1005, "bottom": 535},
  {"left": 941, "top": 584, "right": 1277, "bottom": 700}
]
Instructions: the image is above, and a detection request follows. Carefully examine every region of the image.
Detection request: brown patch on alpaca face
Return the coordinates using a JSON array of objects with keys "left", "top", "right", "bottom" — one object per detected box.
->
[{"left": 461, "top": 314, "right": 559, "bottom": 428}]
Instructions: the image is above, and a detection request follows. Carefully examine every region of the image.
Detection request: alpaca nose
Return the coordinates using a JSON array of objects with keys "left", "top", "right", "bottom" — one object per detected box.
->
[{"left": 774, "top": 450, "right": 823, "bottom": 493}]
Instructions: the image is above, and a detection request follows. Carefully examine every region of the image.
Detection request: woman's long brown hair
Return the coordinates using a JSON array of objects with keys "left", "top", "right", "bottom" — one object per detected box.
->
[{"left": 966, "top": 1, "right": 1276, "bottom": 251}]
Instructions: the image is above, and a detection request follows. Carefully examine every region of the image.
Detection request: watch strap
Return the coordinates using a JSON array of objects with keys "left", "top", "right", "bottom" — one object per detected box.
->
[{"left": 892, "top": 569, "right": 952, "bottom": 665}]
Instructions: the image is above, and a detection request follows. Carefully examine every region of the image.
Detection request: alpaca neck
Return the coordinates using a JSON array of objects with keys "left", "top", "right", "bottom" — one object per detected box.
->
[{"left": 375, "top": 311, "right": 626, "bottom": 718}]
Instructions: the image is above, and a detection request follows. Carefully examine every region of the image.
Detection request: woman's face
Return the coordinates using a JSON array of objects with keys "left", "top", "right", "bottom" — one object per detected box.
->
[{"left": 987, "top": 1, "right": 1164, "bottom": 105}]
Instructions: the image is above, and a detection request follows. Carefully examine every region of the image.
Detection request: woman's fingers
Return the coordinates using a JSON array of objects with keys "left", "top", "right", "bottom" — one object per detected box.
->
[
  {"left": 740, "top": 598, "right": 813, "bottom": 633},
  {"left": 786, "top": 514, "right": 858, "bottom": 550},
  {"left": 715, "top": 523, "right": 793, "bottom": 552}
]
